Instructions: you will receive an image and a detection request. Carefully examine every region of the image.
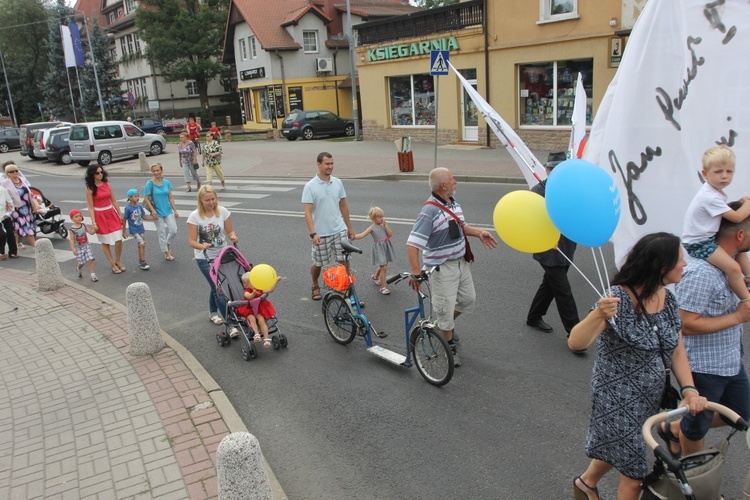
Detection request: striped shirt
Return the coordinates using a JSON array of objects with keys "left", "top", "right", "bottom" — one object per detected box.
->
[
  {"left": 675, "top": 255, "right": 743, "bottom": 376},
  {"left": 407, "top": 194, "right": 467, "bottom": 266}
]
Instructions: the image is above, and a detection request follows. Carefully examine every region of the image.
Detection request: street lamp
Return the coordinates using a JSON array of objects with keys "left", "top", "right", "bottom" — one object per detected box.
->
[{"left": 74, "top": 10, "right": 106, "bottom": 121}]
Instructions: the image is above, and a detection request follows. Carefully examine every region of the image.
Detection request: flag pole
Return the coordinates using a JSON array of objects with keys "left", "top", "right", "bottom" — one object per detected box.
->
[
  {"left": 74, "top": 66, "right": 85, "bottom": 121},
  {"left": 66, "top": 67, "right": 78, "bottom": 122}
]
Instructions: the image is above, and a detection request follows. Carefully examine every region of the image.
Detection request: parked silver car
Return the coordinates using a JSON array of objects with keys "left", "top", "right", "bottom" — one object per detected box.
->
[{"left": 68, "top": 120, "right": 166, "bottom": 166}]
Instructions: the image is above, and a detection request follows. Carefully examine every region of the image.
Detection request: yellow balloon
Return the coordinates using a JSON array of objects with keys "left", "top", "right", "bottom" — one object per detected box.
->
[
  {"left": 249, "top": 264, "right": 278, "bottom": 291},
  {"left": 493, "top": 190, "right": 560, "bottom": 253}
]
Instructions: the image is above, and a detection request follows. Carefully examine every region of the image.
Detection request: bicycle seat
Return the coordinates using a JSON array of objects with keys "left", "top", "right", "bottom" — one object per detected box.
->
[{"left": 341, "top": 239, "right": 363, "bottom": 255}]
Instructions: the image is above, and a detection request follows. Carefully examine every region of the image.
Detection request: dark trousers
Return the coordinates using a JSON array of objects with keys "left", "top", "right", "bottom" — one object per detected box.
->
[
  {"left": 527, "top": 264, "right": 580, "bottom": 332},
  {"left": 0, "top": 217, "right": 17, "bottom": 256}
]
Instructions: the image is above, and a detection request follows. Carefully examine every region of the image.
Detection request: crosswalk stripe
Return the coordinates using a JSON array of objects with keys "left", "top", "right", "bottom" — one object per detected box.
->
[{"left": 171, "top": 192, "right": 271, "bottom": 200}]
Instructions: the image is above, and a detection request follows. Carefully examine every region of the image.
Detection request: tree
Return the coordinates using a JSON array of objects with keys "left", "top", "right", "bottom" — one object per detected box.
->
[
  {"left": 0, "top": 0, "right": 49, "bottom": 123},
  {"left": 43, "top": 0, "right": 77, "bottom": 120},
  {"left": 136, "top": 0, "right": 229, "bottom": 112},
  {"left": 413, "top": 0, "right": 459, "bottom": 8},
  {"left": 78, "top": 16, "right": 123, "bottom": 120}
]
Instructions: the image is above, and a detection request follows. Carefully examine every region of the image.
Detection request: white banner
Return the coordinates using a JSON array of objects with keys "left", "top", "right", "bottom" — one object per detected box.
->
[
  {"left": 584, "top": 0, "right": 750, "bottom": 264},
  {"left": 60, "top": 25, "right": 76, "bottom": 68},
  {"left": 569, "top": 73, "right": 587, "bottom": 159},
  {"left": 450, "top": 62, "right": 546, "bottom": 187}
]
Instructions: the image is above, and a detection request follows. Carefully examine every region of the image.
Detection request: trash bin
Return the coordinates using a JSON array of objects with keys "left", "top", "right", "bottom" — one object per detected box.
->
[{"left": 396, "top": 136, "right": 414, "bottom": 172}]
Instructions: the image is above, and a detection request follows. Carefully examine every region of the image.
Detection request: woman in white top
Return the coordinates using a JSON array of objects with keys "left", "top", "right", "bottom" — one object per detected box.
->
[{"left": 187, "top": 185, "right": 240, "bottom": 332}]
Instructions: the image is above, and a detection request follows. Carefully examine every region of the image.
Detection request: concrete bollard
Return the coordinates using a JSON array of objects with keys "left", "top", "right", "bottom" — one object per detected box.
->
[
  {"left": 224, "top": 129, "right": 232, "bottom": 142},
  {"left": 225, "top": 115, "right": 232, "bottom": 127},
  {"left": 126, "top": 282, "right": 165, "bottom": 356},
  {"left": 217, "top": 432, "right": 272, "bottom": 500},
  {"left": 35, "top": 239, "right": 65, "bottom": 291},
  {"left": 138, "top": 152, "right": 149, "bottom": 172}
]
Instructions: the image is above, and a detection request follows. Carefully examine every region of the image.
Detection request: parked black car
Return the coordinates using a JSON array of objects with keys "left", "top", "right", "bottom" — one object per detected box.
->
[
  {"left": 132, "top": 117, "right": 165, "bottom": 135},
  {"left": 0, "top": 127, "right": 20, "bottom": 153},
  {"left": 281, "top": 110, "right": 354, "bottom": 141},
  {"left": 45, "top": 127, "right": 72, "bottom": 164}
]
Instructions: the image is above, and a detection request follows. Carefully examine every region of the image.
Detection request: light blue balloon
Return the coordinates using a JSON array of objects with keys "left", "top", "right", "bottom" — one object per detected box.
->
[{"left": 545, "top": 159, "right": 621, "bottom": 248}]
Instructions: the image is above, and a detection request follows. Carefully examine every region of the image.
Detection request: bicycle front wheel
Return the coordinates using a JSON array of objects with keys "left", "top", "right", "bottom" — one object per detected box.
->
[
  {"left": 322, "top": 294, "right": 356, "bottom": 345},
  {"left": 409, "top": 326, "right": 454, "bottom": 386}
]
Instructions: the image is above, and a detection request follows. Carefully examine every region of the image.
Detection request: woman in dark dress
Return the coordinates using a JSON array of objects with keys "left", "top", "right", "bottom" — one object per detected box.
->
[{"left": 568, "top": 233, "right": 707, "bottom": 500}]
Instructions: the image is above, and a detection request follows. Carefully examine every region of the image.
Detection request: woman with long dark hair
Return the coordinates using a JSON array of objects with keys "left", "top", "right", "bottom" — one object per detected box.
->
[
  {"left": 569, "top": 232, "right": 707, "bottom": 499},
  {"left": 85, "top": 165, "right": 125, "bottom": 274}
]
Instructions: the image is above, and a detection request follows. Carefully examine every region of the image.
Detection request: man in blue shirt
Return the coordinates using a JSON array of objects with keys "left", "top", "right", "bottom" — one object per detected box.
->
[
  {"left": 674, "top": 201, "right": 750, "bottom": 455},
  {"left": 302, "top": 152, "right": 355, "bottom": 301}
]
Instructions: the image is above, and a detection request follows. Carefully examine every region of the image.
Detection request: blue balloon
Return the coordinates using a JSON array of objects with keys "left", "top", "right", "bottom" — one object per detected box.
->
[{"left": 545, "top": 159, "right": 621, "bottom": 248}]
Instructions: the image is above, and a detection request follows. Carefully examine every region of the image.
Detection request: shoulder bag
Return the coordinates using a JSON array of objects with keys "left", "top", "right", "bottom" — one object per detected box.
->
[{"left": 424, "top": 200, "right": 474, "bottom": 263}]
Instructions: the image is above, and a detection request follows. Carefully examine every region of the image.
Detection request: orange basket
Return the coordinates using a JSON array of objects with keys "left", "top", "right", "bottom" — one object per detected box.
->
[{"left": 323, "top": 264, "right": 355, "bottom": 292}]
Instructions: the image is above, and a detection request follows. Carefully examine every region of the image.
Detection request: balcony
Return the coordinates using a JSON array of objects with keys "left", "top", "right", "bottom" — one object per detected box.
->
[{"left": 355, "top": 0, "right": 484, "bottom": 46}]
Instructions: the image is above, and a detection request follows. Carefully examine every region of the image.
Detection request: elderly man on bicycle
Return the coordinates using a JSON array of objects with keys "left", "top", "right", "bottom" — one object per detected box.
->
[{"left": 406, "top": 167, "right": 497, "bottom": 367}]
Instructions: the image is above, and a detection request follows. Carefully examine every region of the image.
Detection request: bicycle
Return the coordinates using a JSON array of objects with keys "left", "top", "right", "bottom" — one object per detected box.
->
[{"left": 321, "top": 239, "right": 454, "bottom": 386}]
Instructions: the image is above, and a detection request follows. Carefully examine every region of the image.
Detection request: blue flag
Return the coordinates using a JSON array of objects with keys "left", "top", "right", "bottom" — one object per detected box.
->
[{"left": 69, "top": 23, "right": 86, "bottom": 67}]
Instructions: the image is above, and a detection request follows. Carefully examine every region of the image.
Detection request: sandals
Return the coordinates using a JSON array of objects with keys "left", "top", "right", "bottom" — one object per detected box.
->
[
  {"left": 380, "top": 287, "right": 391, "bottom": 295},
  {"left": 371, "top": 274, "right": 381, "bottom": 285},
  {"left": 311, "top": 285, "right": 322, "bottom": 301},
  {"left": 228, "top": 326, "right": 240, "bottom": 338},
  {"left": 111, "top": 265, "right": 122, "bottom": 274},
  {"left": 209, "top": 313, "right": 224, "bottom": 325},
  {"left": 573, "top": 475, "right": 599, "bottom": 500},
  {"left": 165, "top": 252, "right": 175, "bottom": 261},
  {"left": 658, "top": 421, "right": 682, "bottom": 458},
  {"left": 186, "top": 186, "right": 192, "bottom": 193},
  {"left": 263, "top": 338, "right": 272, "bottom": 348},
  {"left": 116, "top": 262, "right": 126, "bottom": 272},
  {"left": 253, "top": 333, "right": 261, "bottom": 343}
]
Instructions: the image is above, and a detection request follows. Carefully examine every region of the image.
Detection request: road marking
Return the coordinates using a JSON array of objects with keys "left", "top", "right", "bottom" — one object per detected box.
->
[{"left": 171, "top": 192, "right": 271, "bottom": 200}]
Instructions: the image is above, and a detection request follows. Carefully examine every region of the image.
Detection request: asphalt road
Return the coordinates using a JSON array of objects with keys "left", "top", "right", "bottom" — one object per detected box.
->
[{"left": 8, "top": 171, "right": 750, "bottom": 499}]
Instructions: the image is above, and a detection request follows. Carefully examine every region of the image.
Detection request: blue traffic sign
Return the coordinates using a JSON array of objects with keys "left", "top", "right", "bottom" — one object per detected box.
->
[{"left": 430, "top": 50, "right": 449, "bottom": 76}]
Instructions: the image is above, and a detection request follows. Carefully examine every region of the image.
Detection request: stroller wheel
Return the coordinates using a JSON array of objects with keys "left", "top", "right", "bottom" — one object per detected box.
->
[
  {"left": 216, "top": 333, "right": 228, "bottom": 347},
  {"left": 57, "top": 224, "right": 68, "bottom": 239},
  {"left": 272, "top": 336, "right": 280, "bottom": 350},
  {"left": 240, "top": 343, "right": 257, "bottom": 361},
  {"left": 279, "top": 334, "right": 288, "bottom": 348}
]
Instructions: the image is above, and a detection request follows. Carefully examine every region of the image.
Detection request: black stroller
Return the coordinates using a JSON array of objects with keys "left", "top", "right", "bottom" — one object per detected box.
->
[
  {"left": 209, "top": 245, "right": 288, "bottom": 361},
  {"left": 641, "top": 402, "right": 749, "bottom": 499},
  {"left": 29, "top": 187, "right": 68, "bottom": 239}
]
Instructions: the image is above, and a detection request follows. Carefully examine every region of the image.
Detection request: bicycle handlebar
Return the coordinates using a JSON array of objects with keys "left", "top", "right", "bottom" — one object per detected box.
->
[{"left": 386, "top": 267, "right": 437, "bottom": 285}]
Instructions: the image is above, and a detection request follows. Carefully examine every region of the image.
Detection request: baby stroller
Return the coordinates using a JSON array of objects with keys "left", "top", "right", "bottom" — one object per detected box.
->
[
  {"left": 209, "top": 245, "right": 287, "bottom": 361},
  {"left": 641, "top": 402, "right": 749, "bottom": 499},
  {"left": 29, "top": 187, "right": 68, "bottom": 239}
]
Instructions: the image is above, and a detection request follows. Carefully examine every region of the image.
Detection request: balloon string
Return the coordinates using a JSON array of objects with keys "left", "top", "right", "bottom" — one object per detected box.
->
[
  {"left": 598, "top": 246, "right": 612, "bottom": 297},
  {"left": 591, "top": 247, "right": 607, "bottom": 297},
  {"left": 555, "top": 248, "right": 604, "bottom": 298}
]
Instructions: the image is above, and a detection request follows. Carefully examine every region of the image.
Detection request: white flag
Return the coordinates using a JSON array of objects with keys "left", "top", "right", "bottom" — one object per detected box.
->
[
  {"left": 60, "top": 25, "right": 76, "bottom": 68},
  {"left": 450, "top": 62, "right": 546, "bottom": 187},
  {"left": 583, "top": 0, "right": 750, "bottom": 265},
  {"left": 568, "top": 73, "right": 587, "bottom": 159}
]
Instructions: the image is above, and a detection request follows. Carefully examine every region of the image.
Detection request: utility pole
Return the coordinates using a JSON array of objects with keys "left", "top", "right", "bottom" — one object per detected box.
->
[{"left": 345, "top": 0, "right": 361, "bottom": 140}]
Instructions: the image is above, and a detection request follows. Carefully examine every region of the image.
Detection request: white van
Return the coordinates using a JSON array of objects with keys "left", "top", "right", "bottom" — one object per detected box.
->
[{"left": 68, "top": 120, "right": 166, "bottom": 166}]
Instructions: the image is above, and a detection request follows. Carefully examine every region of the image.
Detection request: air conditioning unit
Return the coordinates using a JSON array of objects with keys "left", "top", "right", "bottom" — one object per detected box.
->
[{"left": 316, "top": 57, "right": 332, "bottom": 72}]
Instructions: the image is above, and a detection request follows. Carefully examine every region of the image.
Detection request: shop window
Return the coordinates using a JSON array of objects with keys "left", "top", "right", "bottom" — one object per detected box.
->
[
  {"left": 538, "top": 0, "right": 578, "bottom": 23},
  {"left": 389, "top": 74, "right": 435, "bottom": 127},
  {"left": 239, "top": 38, "right": 247, "bottom": 60},
  {"left": 303, "top": 31, "right": 319, "bottom": 53},
  {"left": 249, "top": 36, "right": 257, "bottom": 58},
  {"left": 257, "top": 88, "right": 271, "bottom": 121},
  {"left": 519, "top": 59, "right": 592, "bottom": 127}
]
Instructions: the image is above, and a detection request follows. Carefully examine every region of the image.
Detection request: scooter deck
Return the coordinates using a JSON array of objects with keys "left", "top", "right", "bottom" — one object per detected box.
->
[{"left": 367, "top": 345, "right": 407, "bottom": 366}]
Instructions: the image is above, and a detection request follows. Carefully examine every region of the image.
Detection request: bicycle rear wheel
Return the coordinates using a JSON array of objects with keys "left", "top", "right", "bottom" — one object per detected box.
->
[
  {"left": 409, "top": 326, "right": 454, "bottom": 386},
  {"left": 322, "top": 294, "right": 356, "bottom": 345}
]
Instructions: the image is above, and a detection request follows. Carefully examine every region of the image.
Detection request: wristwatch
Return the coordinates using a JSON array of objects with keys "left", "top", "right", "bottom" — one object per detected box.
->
[{"left": 310, "top": 232, "right": 317, "bottom": 239}]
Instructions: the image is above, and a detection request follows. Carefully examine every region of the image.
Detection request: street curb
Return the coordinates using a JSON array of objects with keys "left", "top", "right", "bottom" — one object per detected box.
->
[{"left": 23, "top": 270, "right": 288, "bottom": 500}]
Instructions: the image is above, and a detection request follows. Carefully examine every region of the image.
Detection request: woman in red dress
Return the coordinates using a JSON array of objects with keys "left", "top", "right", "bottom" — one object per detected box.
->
[{"left": 85, "top": 165, "right": 125, "bottom": 274}]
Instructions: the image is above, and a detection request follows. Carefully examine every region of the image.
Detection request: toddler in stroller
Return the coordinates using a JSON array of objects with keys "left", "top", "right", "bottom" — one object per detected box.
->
[
  {"left": 237, "top": 271, "right": 281, "bottom": 349},
  {"left": 30, "top": 187, "right": 68, "bottom": 239},
  {"left": 209, "top": 245, "right": 288, "bottom": 360}
]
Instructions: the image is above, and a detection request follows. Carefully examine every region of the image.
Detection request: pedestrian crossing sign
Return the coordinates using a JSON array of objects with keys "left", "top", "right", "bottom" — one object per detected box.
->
[{"left": 430, "top": 50, "right": 449, "bottom": 76}]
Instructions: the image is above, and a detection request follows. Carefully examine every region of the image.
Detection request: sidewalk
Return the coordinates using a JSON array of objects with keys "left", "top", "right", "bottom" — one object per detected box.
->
[
  {"left": 0, "top": 268, "right": 285, "bottom": 499},
  {"left": 12, "top": 138, "right": 541, "bottom": 183}
]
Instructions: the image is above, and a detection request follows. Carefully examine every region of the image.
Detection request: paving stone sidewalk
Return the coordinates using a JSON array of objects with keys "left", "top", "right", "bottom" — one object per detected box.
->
[{"left": 0, "top": 268, "right": 284, "bottom": 499}]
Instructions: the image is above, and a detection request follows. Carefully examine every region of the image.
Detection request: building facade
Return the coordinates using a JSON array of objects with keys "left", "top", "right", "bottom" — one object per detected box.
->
[
  {"left": 223, "top": 0, "right": 419, "bottom": 131},
  {"left": 355, "top": 0, "right": 647, "bottom": 149},
  {"left": 75, "top": 0, "right": 231, "bottom": 121}
]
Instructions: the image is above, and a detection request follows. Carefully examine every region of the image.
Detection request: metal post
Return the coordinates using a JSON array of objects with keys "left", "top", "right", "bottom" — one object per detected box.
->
[
  {"left": 0, "top": 49, "right": 18, "bottom": 128},
  {"left": 81, "top": 13, "right": 106, "bottom": 120},
  {"left": 345, "top": 0, "right": 360, "bottom": 141},
  {"left": 433, "top": 76, "right": 439, "bottom": 169}
]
